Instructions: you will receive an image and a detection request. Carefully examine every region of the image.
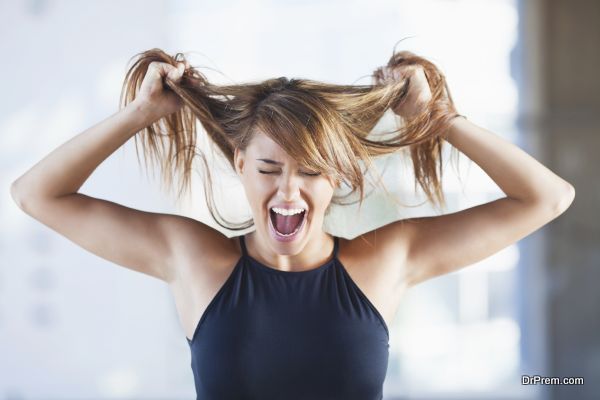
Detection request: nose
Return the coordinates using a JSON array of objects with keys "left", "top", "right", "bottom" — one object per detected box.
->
[{"left": 276, "top": 171, "right": 302, "bottom": 201}]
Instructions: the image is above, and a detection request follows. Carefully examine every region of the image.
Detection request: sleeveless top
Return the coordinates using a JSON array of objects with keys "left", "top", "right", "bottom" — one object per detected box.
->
[{"left": 186, "top": 234, "right": 390, "bottom": 400}]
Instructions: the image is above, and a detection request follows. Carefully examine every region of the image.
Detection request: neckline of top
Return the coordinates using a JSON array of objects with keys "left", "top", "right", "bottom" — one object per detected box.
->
[{"left": 239, "top": 234, "right": 338, "bottom": 275}]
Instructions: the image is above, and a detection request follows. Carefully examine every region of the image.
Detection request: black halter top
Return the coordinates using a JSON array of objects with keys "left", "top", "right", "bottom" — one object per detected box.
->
[{"left": 186, "top": 234, "right": 390, "bottom": 399}]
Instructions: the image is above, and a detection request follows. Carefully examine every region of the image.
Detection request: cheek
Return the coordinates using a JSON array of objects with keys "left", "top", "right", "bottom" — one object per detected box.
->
[
  {"left": 243, "top": 177, "right": 272, "bottom": 209},
  {"left": 311, "top": 183, "right": 335, "bottom": 211}
]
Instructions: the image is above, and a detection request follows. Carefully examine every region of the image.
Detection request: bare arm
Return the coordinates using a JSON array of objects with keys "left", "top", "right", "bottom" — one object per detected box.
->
[
  {"left": 9, "top": 60, "right": 223, "bottom": 284},
  {"left": 10, "top": 102, "right": 179, "bottom": 282},
  {"left": 368, "top": 62, "right": 574, "bottom": 288},
  {"left": 11, "top": 101, "right": 154, "bottom": 201},
  {"left": 11, "top": 58, "right": 188, "bottom": 200},
  {"left": 385, "top": 116, "right": 575, "bottom": 287},
  {"left": 444, "top": 116, "right": 574, "bottom": 206}
]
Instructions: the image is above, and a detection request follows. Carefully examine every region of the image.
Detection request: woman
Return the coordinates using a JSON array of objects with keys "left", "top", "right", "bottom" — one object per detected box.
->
[{"left": 10, "top": 47, "right": 575, "bottom": 399}]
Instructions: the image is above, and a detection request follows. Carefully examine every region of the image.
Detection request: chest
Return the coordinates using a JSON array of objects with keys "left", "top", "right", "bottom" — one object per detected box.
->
[
  {"left": 170, "top": 242, "right": 407, "bottom": 343},
  {"left": 189, "top": 296, "right": 389, "bottom": 399}
]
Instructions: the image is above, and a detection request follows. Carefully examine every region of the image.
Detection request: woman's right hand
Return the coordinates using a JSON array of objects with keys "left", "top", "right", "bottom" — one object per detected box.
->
[{"left": 133, "top": 60, "right": 189, "bottom": 120}]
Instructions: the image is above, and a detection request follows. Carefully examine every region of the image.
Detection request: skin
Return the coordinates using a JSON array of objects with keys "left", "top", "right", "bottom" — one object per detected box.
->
[
  {"left": 233, "top": 132, "right": 340, "bottom": 272},
  {"left": 376, "top": 64, "right": 432, "bottom": 119},
  {"left": 10, "top": 59, "right": 575, "bottom": 340}
]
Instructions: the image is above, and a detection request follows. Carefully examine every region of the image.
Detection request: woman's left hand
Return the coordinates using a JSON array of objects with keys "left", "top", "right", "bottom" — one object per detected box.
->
[{"left": 374, "top": 64, "right": 432, "bottom": 120}]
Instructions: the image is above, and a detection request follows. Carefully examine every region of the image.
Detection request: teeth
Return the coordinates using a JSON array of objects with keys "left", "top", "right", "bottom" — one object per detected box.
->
[{"left": 271, "top": 207, "right": 305, "bottom": 216}]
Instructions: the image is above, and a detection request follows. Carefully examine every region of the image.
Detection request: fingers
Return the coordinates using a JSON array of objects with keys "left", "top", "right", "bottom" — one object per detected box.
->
[
  {"left": 389, "top": 65, "right": 412, "bottom": 81},
  {"left": 373, "top": 66, "right": 390, "bottom": 85},
  {"left": 169, "top": 63, "right": 183, "bottom": 80},
  {"left": 380, "top": 66, "right": 400, "bottom": 83},
  {"left": 148, "top": 61, "right": 188, "bottom": 82},
  {"left": 166, "top": 62, "right": 184, "bottom": 81},
  {"left": 373, "top": 64, "right": 419, "bottom": 87}
]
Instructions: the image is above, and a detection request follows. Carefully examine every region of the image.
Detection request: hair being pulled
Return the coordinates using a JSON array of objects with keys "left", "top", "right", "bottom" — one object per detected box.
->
[{"left": 119, "top": 46, "right": 462, "bottom": 231}]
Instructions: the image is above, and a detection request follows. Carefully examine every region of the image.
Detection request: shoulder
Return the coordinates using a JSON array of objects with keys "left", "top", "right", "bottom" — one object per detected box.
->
[
  {"left": 165, "top": 217, "right": 241, "bottom": 281},
  {"left": 340, "top": 220, "right": 411, "bottom": 262},
  {"left": 338, "top": 220, "right": 412, "bottom": 287}
]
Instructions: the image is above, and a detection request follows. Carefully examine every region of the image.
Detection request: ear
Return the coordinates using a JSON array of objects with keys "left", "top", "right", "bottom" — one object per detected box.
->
[{"left": 234, "top": 147, "right": 245, "bottom": 175}]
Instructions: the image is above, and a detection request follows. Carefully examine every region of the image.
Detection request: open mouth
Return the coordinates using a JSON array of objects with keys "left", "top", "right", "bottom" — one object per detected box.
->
[{"left": 269, "top": 208, "right": 307, "bottom": 238}]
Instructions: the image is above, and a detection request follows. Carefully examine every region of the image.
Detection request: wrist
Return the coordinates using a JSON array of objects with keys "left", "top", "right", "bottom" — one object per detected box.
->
[
  {"left": 127, "top": 100, "right": 162, "bottom": 125},
  {"left": 444, "top": 114, "right": 467, "bottom": 142}
]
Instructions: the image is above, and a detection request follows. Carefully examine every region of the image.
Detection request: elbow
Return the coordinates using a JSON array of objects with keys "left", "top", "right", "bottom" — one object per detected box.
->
[
  {"left": 11, "top": 179, "right": 63, "bottom": 214},
  {"left": 10, "top": 180, "right": 24, "bottom": 209},
  {"left": 551, "top": 182, "right": 576, "bottom": 216},
  {"left": 10, "top": 179, "right": 34, "bottom": 212}
]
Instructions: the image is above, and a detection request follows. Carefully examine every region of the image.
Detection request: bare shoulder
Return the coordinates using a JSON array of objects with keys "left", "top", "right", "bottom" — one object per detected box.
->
[
  {"left": 164, "top": 220, "right": 243, "bottom": 340},
  {"left": 336, "top": 221, "right": 413, "bottom": 327},
  {"left": 165, "top": 217, "right": 241, "bottom": 284},
  {"left": 338, "top": 220, "right": 412, "bottom": 290}
]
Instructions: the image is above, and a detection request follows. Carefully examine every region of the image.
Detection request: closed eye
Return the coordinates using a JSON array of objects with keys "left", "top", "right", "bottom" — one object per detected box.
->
[{"left": 258, "top": 170, "right": 321, "bottom": 176}]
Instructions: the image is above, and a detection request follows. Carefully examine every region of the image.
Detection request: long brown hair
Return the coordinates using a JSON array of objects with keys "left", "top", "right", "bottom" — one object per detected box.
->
[{"left": 119, "top": 46, "right": 462, "bottom": 231}]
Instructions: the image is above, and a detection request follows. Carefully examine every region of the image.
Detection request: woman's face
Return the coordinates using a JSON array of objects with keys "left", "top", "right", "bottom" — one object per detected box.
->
[{"left": 234, "top": 131, "right": 337, "bottom": 254}]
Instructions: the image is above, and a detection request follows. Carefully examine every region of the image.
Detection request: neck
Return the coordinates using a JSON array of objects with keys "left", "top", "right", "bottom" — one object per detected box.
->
[{"left": 247, "top": 229, "right": 334, "bottom": 272}]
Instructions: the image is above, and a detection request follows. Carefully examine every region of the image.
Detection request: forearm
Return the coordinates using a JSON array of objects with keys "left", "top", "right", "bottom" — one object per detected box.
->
[
  {"left": 444, "top": 116, "right": 575, "bottom": 208},
  {"left": 11, "top": 100, "right": 156, "bottom": 203}
]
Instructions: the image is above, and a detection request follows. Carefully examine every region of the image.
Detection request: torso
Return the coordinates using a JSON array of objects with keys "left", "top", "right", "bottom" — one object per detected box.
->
[{"left": 169, "top": 230, "right": 410, "bottom": 341}]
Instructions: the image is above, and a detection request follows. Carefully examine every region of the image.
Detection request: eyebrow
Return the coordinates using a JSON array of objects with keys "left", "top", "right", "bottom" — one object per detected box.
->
[{"left": 256, "top": 158, "right": 283, "bottom": 166}]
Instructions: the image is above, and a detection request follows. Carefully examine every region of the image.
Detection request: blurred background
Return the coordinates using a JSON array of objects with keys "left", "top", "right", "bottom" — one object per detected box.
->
[{"left": 1, "top": 0, "right": 597, "bottom": 399}]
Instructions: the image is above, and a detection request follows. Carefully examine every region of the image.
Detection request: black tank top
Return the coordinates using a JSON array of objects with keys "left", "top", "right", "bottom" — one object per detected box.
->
[{"left": 186, "top": 234, "right": 390, "bottom": 399}]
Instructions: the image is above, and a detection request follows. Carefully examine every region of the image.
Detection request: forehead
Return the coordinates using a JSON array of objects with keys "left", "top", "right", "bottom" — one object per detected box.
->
[
  {"left": 247, "top": 132, "right": 291, "bottom": 158},
  {"left": 249, "top": 131, "right": 276, "bottom": 148}
]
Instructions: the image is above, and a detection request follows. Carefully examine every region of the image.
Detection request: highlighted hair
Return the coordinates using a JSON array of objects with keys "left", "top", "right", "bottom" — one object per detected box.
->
[{"left": 120, "top": 46, "right": 462, "bottom": 231}]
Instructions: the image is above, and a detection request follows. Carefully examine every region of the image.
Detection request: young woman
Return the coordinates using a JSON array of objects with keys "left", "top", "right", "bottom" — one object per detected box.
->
[{"left": 10, "top": 47, "right": 575, "bottom": 399}]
